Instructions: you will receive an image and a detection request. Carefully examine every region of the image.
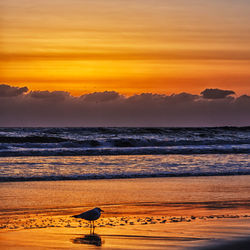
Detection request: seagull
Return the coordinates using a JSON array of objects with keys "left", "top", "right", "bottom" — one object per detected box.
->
[{"left": 72, "top": 207, "right": 104, "bottom": 231}]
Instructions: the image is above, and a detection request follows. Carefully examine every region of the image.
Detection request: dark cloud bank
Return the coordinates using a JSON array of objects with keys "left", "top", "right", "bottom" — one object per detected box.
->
[{"left": 0, "top": 84, "right": 249, "bottom": 127}]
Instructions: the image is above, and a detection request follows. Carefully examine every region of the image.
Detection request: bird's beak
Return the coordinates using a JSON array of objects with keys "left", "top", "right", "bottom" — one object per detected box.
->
[{"left": 101, "top": 209, "right": 104, "bottom": 212}]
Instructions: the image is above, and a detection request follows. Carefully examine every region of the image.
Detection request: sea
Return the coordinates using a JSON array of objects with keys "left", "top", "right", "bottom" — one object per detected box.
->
[{"left": 0, "top": 127, "right": 250, "bottom": 182}]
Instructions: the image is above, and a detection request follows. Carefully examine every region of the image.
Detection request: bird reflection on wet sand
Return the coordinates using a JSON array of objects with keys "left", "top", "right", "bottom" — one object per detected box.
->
[{"left": 71, "top": 233, "right": 103, "bottom": 246}]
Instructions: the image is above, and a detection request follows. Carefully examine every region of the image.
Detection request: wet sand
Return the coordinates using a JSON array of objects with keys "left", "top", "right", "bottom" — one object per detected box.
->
[
  {"left": 1, "top": 176, "right": 250, "bottom": 249},
  {"left": 1, "top": 214, "right": 250, "bottom": 249}
]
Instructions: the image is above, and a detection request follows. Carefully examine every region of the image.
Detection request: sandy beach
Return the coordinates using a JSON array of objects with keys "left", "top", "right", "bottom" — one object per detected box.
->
[
  {"left": 1, "top": 176, "right": 250, "bottom": 249},
  {"left": 1, "top": 217, "right": 250, "bottom": 249}
]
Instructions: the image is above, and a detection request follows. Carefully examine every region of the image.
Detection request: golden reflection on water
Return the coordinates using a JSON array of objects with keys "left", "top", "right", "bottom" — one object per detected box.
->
[{"left": 0, "top": 175, "right": 250, "bottom": 219}]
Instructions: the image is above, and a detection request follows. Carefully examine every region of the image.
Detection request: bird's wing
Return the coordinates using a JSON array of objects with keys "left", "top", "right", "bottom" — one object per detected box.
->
[{"left": 73, "top": 209, "right": 99, "bottom": 220}]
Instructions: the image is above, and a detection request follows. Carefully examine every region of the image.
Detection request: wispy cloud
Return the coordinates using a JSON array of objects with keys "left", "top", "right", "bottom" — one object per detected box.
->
[{"left": 2, "top": 49, "right": 250, "bottom": 62}]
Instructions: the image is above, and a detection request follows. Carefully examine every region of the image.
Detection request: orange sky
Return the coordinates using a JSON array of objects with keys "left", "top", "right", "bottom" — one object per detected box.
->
[{"left": 1, "top": 0, "right": 250, "bottom": 96}]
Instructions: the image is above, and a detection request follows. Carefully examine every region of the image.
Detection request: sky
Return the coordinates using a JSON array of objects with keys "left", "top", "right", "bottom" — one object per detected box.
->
[
  {"left": 0, "top": 1, "right": 250, "bottom": 126},
  {"left": 1, "top": 0, "right": 250, "bottom": 96}
]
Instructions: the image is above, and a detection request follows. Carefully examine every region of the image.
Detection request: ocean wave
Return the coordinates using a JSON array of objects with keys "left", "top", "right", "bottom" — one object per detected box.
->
[
  {"left": 0, "top": 145, "right": 249, "bottom": 157},
  {"left": 106, "top": 138, "right": 250, "bottom": 147},
  {"left": 1, "top": 171, "right": 250, "bottom": 182},
  {"left": 0, "top": 127, "right": 250, "bottom": 157},
  {"left": 0, "top": 136, "right": 68, "bottom": 143},
  {"left": 1, "top": 137, "right": 250, "bottom": 147}
]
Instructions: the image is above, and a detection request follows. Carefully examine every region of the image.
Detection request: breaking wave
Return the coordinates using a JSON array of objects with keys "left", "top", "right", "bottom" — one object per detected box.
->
[{"left": 0, "top": 127, "right": 250, "bottom": 157}]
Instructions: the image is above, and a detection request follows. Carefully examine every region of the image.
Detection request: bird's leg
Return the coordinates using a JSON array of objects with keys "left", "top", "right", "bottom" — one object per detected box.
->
[
  {"left": 89, "top": 222, "right": 92, "bottom": 234},
  {"left": 91, "top": 221, "right": 95, "bottom": 234},
  {"left": 93, "top": 221, "right": 95, "bottom": 233},
  {"left": 91, "top": 221, "right": 94, "bottom": 234}
]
